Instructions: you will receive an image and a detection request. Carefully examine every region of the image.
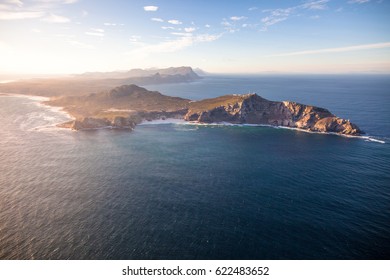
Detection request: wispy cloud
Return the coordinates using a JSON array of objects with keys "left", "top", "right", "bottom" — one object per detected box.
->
[
  {"left": 267, "top": 42, "right": 390, "bottom": 57},
  {"left": 168, "top": 19, "right": 182, "bottom": 25},
  {"left": 143, "top": 6, "right": 158, "bottom": 12},
  {"left": 5, "top": 0, "right": 23, "bottom": 7},
  {"left": 41, "top": 13, "right": 70, "bottom": 23},
  {"left": 129, "top": 33, "right": 221, "bottom": 56},
  {"left": 85, "top": 32, "right": 103, "bottom": 37},
  {"left": 230, "top": 16, "right": 247, "bottom": 21},
  {"left": 85, "top": 28, "right": 104, "bottom": 37},
  {"left": 171, "top": 32, "right": 193, "bottom": 37},
  {"left": 104, "top": 22, "right": 117, "bottom": 26},
  {"left": 184, "top": 27, "right": 196, "bottom": 33},
  {"left": 260, "top": 0, "right": 330, "bottom": 31},
  {"left": 0, "top": 10, "right": 44, "bottom": 20},
  {"left": 151, "top": 17, "right": 163, "bottom": 22},
  {"left": 302, "top": 0, "right": 329, "bottom": 10},
  {"left": 30, "top": 0, "right": 78, "bottom": 4},
  {"left": 91, "top": 28, "right": 104, "bottom": 33},
  {"left": 348, "top": 0, "right": 370, "bottom": 3},
  {"left": 129, "top": 35, "right": 141, "bottom": 43},
  {"left": 248, "top": 7, "right": 258, "bottom": 11},
  {"left": 0, "top": 0, "right": 77, "bottom": 21}
]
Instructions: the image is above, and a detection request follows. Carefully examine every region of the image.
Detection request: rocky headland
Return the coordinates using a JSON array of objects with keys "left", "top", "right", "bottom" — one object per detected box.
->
[
  {"left": 46, "top": 84, "right": 363, "bottom": 136},
  {"left": 185, "top": 93, "right": 362, "bottom": 135}
]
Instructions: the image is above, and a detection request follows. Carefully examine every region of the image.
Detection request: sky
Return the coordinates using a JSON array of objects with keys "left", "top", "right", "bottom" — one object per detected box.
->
[{"left": 1, "top": 0, "right": 390, "bottom": 75}]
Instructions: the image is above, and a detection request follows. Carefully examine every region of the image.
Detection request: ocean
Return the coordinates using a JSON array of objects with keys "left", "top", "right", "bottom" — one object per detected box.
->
[{"left": 0, "top": 75, "right": 389, "bottom": 259}]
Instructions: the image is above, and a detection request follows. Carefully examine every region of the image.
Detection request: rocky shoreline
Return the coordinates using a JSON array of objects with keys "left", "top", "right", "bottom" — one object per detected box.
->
[{"left": 50, "top": 85, "right": 363, "bottom": 136}]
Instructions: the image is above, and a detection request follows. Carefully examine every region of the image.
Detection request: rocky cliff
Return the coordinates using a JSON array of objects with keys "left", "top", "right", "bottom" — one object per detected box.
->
[{"left": 185, "top": 93, "right": 363, "bottom": 135}]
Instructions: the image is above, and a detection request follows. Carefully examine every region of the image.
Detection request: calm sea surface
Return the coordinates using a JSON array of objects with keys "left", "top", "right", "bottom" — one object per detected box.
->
[{"left": 0, "top": 75, "right": 389, "bottom": 259}]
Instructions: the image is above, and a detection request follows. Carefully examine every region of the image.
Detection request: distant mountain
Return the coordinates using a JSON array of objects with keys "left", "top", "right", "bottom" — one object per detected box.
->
[
  {"left": 77, "top": 66, "right": 200, "bottom": 80},
  {"left": 0, "top": 67, "right": 200, "bottom": 97},
  {"left": 193, "top": 68, "right": 208, "bottom": 76}
]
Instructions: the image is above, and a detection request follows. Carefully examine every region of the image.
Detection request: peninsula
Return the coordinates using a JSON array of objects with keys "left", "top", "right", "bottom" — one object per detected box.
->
[{"left": 45, "top": 84, "right": 363, "bottom": 136}]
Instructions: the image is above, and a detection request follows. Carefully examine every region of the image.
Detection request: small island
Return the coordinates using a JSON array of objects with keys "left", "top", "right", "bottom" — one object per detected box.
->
[{"left": 45, "top": 84, "right": 363, "bottom": 136}]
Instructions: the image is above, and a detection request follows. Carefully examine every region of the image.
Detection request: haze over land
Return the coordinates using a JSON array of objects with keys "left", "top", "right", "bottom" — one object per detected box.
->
[{"left": 0, "top": 0, "right": 389, "bottom": 76}]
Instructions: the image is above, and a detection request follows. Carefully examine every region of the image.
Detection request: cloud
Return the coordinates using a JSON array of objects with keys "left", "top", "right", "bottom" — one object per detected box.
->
[
  {"left": 143, "top": 6, "right": 158, "bottom": 12},
  {"left": 171, "top": 32, "right": 192, "bottom": 37},
  {"left": 85, "top": 32, "right": 104, "bottom": 37},
  {"left": 168, "top": 19, "right": 182, "bottom": 25},
  {"left": 91, "top": 28, "right": 104, "bottom": 33},
  {"left": 260, "top": 0, "right": 329, "bottom": 31},
  {"left": 261, "top": 15, "right": 288, "bottom": 29},
  {"left": 41, "top": 13, "right": 70, "bottom": 23},
  {"left": 104, "top": 22, "right": 117, "bottom": 26},
  {"left": 151, "top": 17, "right": 163, "bottom": 22},
  {"left": 161, "top": 26, "right": 175, "bottom": 30},
  {"left": 348, "top": 0, "right": 370, "bottom": 3},
  {"left": 230, "top": 16, "right": 247, "bottom": 21},
  {"left": 5, "top": 0, "right": 23, "bottom": 7},
  {"left": 221, "top": 18, "right": 241, "bottom": 33},
  {"left": 85, "top": 28, "right": 104, "bottom": 37},
  {"left": 302, "top": 0, "right": 329, "bottom": 10},
  {"left": 184, "top": 27, "right": 196, "bottom": 33},
  {"left": 33, "top": 0, "right": 78, "bottom": 3},
  {"left": 129, "top": 33, "right": 221, "bottom": 56},
  {"left": 205, "top": 24, "right": 211, "bottom": 28},
  {"left": 129, "top": 35, "right": 141, "bottom": 42},
  {"left": 0, "top": 11, "right": 44, "bottom": 20},
  {"left": 248, "top": 7, "right": 258, "bottom": 11},
  {"left": 267, "top": 42, "right": 390, "bottom": 57},
  {"left": 0, "top": 0, "right": 79, "bottom": 21}
]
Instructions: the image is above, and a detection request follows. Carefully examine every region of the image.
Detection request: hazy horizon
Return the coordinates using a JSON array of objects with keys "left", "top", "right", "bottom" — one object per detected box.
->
[{"left": 1, "top": 0, "right": 390, "bottom": 75}]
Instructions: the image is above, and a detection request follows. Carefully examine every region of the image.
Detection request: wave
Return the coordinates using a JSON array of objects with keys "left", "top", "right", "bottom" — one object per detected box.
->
[{"left": 1, "top": 93, "right": 73, "bottom": 132}]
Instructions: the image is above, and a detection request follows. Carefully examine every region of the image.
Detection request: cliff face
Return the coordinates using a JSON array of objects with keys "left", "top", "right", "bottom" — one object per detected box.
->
[{"left": 185, "top": 94, "right": 363, "bottom": 135}]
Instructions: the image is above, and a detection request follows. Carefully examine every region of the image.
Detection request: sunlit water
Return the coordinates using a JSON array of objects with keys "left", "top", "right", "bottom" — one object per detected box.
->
[{"left": 1, "top": 75, "right": 389, "bottom": 259}]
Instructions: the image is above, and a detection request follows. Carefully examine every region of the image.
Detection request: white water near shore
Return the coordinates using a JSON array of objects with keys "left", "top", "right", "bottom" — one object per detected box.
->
[
  {"left": 143, "top": 119, "right": 387, "bottom": 144},
  {"left": 0, "top": 93, "right": 73, "bottom": 132}
]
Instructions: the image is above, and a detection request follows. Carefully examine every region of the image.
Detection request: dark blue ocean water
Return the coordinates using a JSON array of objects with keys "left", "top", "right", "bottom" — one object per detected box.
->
[{"left": 0, "top": 75, "right": 389, "bottom": 259}]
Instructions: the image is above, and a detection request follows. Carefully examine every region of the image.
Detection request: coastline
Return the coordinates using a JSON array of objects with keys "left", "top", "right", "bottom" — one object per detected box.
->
[
  {"left": 2, "top": 92, "right": 384, "bottom": 144},
  {"left": 183, "top": 121, "right": 387, "bottom": 144},
  {"left": 0, "top": 92, "right": 74, "bottom": 130}
]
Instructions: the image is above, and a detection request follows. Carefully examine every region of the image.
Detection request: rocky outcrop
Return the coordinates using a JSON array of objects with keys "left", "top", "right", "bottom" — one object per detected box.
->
[
  {"left": 185, "top": 93, "right": 363, "bottom": 135},
  {"left": 58, "top": 117, "right": 136, "bottom": 130}
]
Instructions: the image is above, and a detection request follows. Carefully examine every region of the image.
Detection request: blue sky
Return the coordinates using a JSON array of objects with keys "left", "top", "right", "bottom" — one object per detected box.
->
[{"left": 1, "top": 0, "right": 389, "bottom": 74}]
